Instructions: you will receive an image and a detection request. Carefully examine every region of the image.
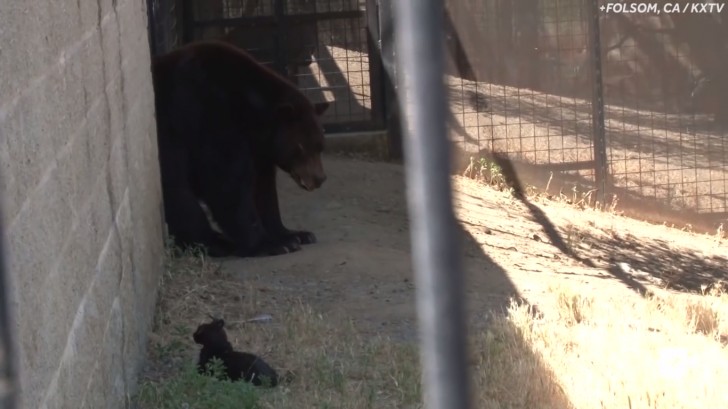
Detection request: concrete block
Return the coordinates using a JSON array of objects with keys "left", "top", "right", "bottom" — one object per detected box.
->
[
  {"left": 45, "top": 0, "right": 83, "bottom": 62},
  {"left": 79, "top": 34, "right": 107, "bottom": 112},
  {"left": 2, "top": 0, "right": 164, "bottom": 406},
  {"left": 80, "top": 299, "right": 127, "bottom": 409},
  {"left": 117, "top": 194, "right": 156, "bottom": 392},
  {"left": 16, "top": 192, "right": 121, "bottom": 408},
  {"left": 0, "top": 104, "right": 53, "bottom": 220},
  {"left": 0, "top": 136, "right": 18, "bottom": 223},
  {"left": 108, "top": 136, "right": 130, "bottom": 216},
  {"left": 54, "top": 128, "right": 93, "bottom": 220},
  {"left": 42, "top": 221, "right": 127, "bottom": 408},
  {"left": 98, "top": 0, "right": 116, "bottom": 23},
  {"left": 77, "top": 0, "right": 100, "bottom": 34},
  {"left": 116, "top": 193, "right": 135, "bottom": 281},
  {"left": 99, "top": 13, "right": 122, "bottom": 96},
  {"left": 117, "top": 0, "right": 154, "bottom": 107},
  {"left": 5, "top": 166, "right": 75, "bottom": 311},
  {"left": 0, "top": 0, "right": 55, "bottom": 106},
  {"left": 86, "top": 172, "right": 116, "bottom": 266},
  {"left": 56, "top": 45, "right": 91, "bottom": 152}
]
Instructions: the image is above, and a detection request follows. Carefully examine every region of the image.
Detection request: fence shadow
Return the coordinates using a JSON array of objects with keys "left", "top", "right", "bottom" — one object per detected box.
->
[
  {"left": 446, "top": 80, "right": 728, "bottom": 226},
  {"left": 266, "top": 154, "right": 578, "bottom": 406},
  {"left": 454, "top": 148, "right": 728, "bottom": 295},
  {"left": 297, "top": 44, "right": 371, "bottom": 124},
  {"left": 406, "top": 169, "right": 576, "bottom": 408}
]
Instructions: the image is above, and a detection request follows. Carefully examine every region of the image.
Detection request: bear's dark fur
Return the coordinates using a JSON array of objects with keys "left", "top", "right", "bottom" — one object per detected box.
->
[
  {"left": 151, "top": 41, "right": 329, "bottom": 257},
  {"left": 193, "top": 318, "right": 280, "bottom": 387}
]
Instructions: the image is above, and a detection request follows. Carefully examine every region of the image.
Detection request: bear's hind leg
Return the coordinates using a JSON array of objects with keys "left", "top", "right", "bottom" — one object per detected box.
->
[
  {"left": 201, "top": 176, "right": 302, "bottom": 257},
  {"left": 163, "top": 186, "right": 235, "bottom": 257}
]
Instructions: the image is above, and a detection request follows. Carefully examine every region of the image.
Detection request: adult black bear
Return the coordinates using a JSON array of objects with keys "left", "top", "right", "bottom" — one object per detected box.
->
[
  {"left": 193, "top": 318, "right": 280, "bottom": 387},
  {"left": 152, "top": 41, "right": 329, "bottom": 257}
]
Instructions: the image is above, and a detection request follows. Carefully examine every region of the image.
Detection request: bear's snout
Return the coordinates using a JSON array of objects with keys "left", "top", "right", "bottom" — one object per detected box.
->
[
  {"left": 291, "top": 155, "right": 326, "bottom": 191},
  {"left": 294, "top": 171, "right": 326, "bottom": 191},
  {"left": 313, "top": 173, "right": 327, "bottom": 187}
]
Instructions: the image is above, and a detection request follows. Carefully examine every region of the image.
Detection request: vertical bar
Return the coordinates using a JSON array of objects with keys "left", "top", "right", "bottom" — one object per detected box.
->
[
  {"left": 586, "top": 0, "right": 608, "bottom": 203},
  {"left": 147, "top": 0, "right": 160, "bottom": 56},
  {"left": 378, "top": 0, "right": 403, "bottom": 159},
  {"left": 0, "top": 201, "right": 18, "bottom": 409},
  {"left": 181, "top": 0, "right": 195, "bottom": 44},
  {"left": 393, "top": 1, "right": 471, "bottom": 408},
  {"left": 365, "top": 0, "right": 386, "bottom": 129},
  {"left": 273, "top": 0, "right": 289, "bottom": 77}
]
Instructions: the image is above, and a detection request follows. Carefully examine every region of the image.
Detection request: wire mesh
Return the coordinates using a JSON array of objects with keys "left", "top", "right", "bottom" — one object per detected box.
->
[
  {"left": 442, "top": 0, "right": 727, "bottom": 226},
  {"left": 598, "top": 1, "right": 728, "bottom": 217},
  {"left": 182, "top": 0, "right": 382, "bottom": 132},
  {"left": 148, "top": 0, "right": 183, "bottom": 56},
  {"left": 146, "top": 0, "right": 728, "bottom": 225},
  {"left": 444, "top": 0, "right": 597, "bottom": 184}
]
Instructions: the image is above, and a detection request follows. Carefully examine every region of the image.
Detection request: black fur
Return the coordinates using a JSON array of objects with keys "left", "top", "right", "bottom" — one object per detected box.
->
[
  {"left": 151, "top": 41, "right": 329, "bottom": 258},
  {"left": 193, "top": 318, "right": 280, "bottom": 387}
]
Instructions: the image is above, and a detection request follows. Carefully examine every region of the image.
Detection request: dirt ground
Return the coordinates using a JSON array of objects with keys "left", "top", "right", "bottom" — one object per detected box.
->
[{"left": 214, "top": 154, "right": 727, "bottom": 343}]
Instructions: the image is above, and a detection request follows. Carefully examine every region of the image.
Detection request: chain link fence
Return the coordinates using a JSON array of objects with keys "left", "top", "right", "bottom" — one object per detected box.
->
[{"left": 443, "top": 0, "right": 727, "bottom": 231}]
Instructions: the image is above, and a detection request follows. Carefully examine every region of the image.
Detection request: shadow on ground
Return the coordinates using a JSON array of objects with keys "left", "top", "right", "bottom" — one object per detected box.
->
[
  {"left": 218, "top": 154, "right": 576, "bottom": 407},
  {"left": 463, "top": 151, "right": 727, "bottom": 296}
]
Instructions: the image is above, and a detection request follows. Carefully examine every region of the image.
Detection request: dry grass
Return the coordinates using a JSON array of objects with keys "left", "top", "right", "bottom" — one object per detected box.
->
[
  {"left": 136, "top": 242, "right": 728, "bottom": 409},
  {"left": 485, "top": 284, "right": 728, "bottom": 409},
  {"left": 135, "top": 246, "right": 423, "bottom": 409}
]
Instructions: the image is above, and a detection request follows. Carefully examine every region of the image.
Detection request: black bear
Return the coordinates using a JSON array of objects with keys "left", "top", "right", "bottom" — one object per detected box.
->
[
  {"left": 193, "top": 318, "right": 280, "bottom": 387},
  {"left": 151, "top": 41, "right": 329, "bottom": 257}
]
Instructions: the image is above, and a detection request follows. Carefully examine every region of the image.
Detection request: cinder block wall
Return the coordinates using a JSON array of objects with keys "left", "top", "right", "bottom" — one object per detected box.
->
[{"left": 0, "top": 0, "right": 164, "bottom": 407}]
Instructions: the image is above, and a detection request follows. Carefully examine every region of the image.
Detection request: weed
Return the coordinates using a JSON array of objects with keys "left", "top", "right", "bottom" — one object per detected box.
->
[{"left": 137, "top": 360, "right": 261, "bottom": 409}]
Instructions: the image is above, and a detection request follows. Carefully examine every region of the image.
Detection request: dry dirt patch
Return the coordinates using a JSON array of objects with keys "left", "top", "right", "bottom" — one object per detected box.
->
[
  {"left": 228, "top": 154, "right": 726, "bottom": 325},
  {"left": 138, "top": 154, "right": 728, "bottom": 409}
]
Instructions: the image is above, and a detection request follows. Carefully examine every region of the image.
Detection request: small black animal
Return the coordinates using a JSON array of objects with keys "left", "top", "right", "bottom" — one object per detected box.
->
[{"left": 193, "top": 318, "right": 280, "bottom": 387}]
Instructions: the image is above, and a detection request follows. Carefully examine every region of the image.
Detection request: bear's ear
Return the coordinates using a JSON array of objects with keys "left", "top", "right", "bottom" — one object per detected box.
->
[
  {"left": 213, "top": 318, "right": 225, "bottom": 329},
  {"left": 276, "top": 103, "right": 296, "bottom": 120},
  {"left": 314, "top": 102, "right": 330, "bottom": 116}
]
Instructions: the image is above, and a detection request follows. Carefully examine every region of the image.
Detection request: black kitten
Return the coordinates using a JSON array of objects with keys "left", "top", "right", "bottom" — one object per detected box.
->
[{"left": 192, "top": 318, "right": 280, "bottom": 387}]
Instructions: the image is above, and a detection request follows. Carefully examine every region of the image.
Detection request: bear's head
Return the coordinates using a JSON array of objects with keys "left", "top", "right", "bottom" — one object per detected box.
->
[
  {"left": 274, "top": 100, "right": 330, "bottom": 191},
  {"left": 193, "top": 317, "right": 233, "bottom": 352}
]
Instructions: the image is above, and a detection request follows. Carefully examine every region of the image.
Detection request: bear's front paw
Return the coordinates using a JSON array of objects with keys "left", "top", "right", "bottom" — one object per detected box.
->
[
  {"left": 205, "top": 233, "right": 236, "bottom": 257},
  {"left": 206, "top": 245, "right": 234, "bottom": 258},
  {"left": 263, "top": 237, "right": 302, "bottom": 256},
  {"left": 290, "top": 230, "right": 316, "bottom": 245}
]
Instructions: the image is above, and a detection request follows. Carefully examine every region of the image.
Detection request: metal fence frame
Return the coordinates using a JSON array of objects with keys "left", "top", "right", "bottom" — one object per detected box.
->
[
  {"left": 148, "top": 0, "right": 184, "bottom": 56},
  {"left": 0, "top": 198, "right": 18, "bottom": 409},
  {"left": 436, "top": 0, "right": 728, "bottom": 229},
  {"left": 146, "top": 0, "right": 728, "bottom": 226},
  {"left": 394, "top": 0, "right": 471, "bottom": 407},
  {"left": 178, "top": 0, "right": 389, "bottom": 134}
]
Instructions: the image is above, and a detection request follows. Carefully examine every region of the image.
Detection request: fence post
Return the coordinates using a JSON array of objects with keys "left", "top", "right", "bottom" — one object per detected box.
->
[
  {"left": 586, "top": 0, "right": 609, "bottom": 204},
  {"left": 181, "top": 0, "right": 195, "bottom": 44},
  {"left": 365, "top": 0, "right": 387, "bottom": 131},
  {"left": 0, "top": 204, "right": 18, "bottom": 409},
  {"left": 378, "top": 0, "right": 404, "bottom": 160},
  {"left": 393, "top": 1, "right": 471, "bottom": 408},
  {"left": 273, "top": 0, "right": 290, "bottom": 78}
]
